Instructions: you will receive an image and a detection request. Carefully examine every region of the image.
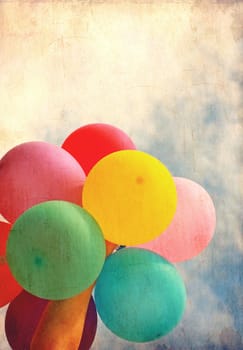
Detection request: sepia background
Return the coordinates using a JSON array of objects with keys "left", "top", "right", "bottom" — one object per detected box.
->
[{"left": 0, "top": 1, "right": 242, "bottom": 349}]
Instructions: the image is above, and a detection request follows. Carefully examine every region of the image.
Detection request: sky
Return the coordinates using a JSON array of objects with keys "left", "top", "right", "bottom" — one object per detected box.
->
[{"left": 0, "top": 1, "right": 242, "bottom": 349}]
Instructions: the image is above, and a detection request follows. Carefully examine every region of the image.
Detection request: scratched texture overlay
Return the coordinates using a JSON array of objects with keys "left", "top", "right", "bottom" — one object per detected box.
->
[{"left": 0, "top": 1, "right": 242, "bottom": 349}]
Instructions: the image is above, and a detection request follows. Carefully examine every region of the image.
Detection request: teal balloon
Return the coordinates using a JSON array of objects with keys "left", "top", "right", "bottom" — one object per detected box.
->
[
  {"left": 94, "top": 248, "right": 186, "bottom": 342},
  {"left": 7, "top": 201, "right": 106, "bottom": 300}
]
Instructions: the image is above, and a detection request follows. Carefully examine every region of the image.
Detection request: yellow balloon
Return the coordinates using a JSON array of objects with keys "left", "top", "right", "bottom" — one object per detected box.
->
[{"left": 82, "top": 150, "right": 177, "bottom": 246}]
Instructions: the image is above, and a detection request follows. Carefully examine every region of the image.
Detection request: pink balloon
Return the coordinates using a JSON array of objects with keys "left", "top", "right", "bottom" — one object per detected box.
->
[
  {"left": 0, "top": 142, "right": 86, "bottom": 223},
  {"left": 138, "top": 177, "right": 216, "bottom": 262}
]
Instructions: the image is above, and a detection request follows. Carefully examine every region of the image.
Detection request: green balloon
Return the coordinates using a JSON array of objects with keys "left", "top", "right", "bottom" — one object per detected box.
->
[
  {"left": 7, "top": 201, "right": 106, "bottom": 300},
  {"left": 95, "top": 248, "right": 186, "bottom": 342}
]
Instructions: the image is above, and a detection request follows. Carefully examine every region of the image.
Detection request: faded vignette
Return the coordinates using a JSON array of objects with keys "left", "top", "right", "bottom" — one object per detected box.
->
[{"left": 0, "top": 1, "right": 242, "bottom": 349}]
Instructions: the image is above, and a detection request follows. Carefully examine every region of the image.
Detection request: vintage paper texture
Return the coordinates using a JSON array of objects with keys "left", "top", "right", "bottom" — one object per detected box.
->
[{"left": 0, "top": 1, "right": 242, "bottom": 349}]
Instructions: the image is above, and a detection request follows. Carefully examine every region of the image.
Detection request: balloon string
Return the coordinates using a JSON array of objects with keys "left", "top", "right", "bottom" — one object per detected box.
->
[{"left": 30, "top": 241, "right": 116, "bottom": 350}]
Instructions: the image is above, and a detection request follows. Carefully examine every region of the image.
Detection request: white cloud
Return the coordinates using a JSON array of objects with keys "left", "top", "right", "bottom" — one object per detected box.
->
[
  {"left": 0, "top": 307, "right": 10, "bottom": 350},
  {"left": 0, "top": 2, "right": 241, "bottom": 154}
]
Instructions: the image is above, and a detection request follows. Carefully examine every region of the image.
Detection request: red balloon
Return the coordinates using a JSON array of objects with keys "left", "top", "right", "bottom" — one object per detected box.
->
[
  {"left": 62, "top": 123, "right": 136, "bottom": 174},
  {"left": 0, "top": 142, "right": 86, "bottom": 223},
  {"left": 138, "top": 177, "right": 216, "bottom": 262},
  {"left": 0, "top": 221, "right": 22, "bottom": 307},
  {"left": 5, "top": 291, "right": 98, "bottom": 350}
]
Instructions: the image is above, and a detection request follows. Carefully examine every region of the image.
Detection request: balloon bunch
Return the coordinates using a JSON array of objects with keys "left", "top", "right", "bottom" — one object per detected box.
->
[{"left": 0, "top": 123, "right": 216, "bottom": 349}]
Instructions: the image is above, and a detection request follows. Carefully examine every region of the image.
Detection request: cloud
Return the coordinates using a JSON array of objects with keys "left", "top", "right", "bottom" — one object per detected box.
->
[
  {"left": 0, "top": 1, "right": 241, "bottom": 153},
  {"left": 0, "top": 306, "right": 10, "bottom": 350}
]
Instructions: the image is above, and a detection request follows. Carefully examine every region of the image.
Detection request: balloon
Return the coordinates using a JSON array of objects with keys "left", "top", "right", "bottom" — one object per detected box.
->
[
  {"left": 0, "top": 141, "right": 86, "bottom": 223},
  {"left": 5, "top": 291, "right": 48, "bottom": 350},
  {"left": 62, "top": 123, "right": 136, "bottom": 174},
  {"left": 79, "top": 296, "right": 98, "bottom": 350},
  {"left": 30, "top": 241, "right": 117, "bottom": 350},
  {"left": 83, "top": 150, "right": 177, "bottom": 246},
  {"left": 138, "top": 177, "right": 216, "bottom": 262},
  {"left": 0, "top": 221, "right": 22, "bottom": 307},
  {"left": 7, "top": 201, "right": 106, "bottom": 300},
  {"left": 94, "top": 248, "right": 186, "bottom": 342},
  {"left": 5, "top": 290, "right": 97, "bottom": 350}
]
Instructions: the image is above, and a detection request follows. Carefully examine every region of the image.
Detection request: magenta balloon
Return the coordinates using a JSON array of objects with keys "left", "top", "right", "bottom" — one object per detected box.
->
[
  {"left": 5, "top": 291, "right": 97, "bottom": 350},
  {"left": 0, "top": 142, "right": 85, "bottom": 223},
  {"left": 79, "top": 296, "right": 98, "bottom": 350},
  {"left": 5, "top": 291, "right": 48, "bottom": 350},
  {"left": 138, "top": 177, "right": 216, "bottom": 262}
]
